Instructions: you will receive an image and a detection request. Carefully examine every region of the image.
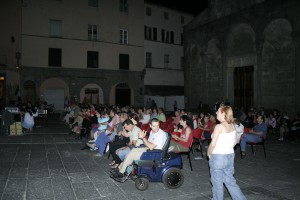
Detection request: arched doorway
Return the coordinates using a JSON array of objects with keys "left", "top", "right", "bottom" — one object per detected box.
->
[
  {"left": 115, "top": 83, "right": 131, "bottom": 106},
  {"left": 80, "top": 83, "right": 104, "bottom": 105},
  {"left": 23, "top": 80, "right": 36, "bottom": 103}
]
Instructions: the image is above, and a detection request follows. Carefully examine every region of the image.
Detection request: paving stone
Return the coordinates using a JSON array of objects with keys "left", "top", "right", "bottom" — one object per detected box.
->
[
  {"left": 49, "top": 169, "right": 68, "bottom": 180},
  {"left": 52, "top": 178, "right": 76, "bottom": 200},
  {"left": 48, "top": 160, "right": 65, "bottom": 169},
  {"left": 29, "top": 159, "right": 48, "bottom": 170},
  {"left": 4, "top": 179, "right": 26, "bottom": 193},
  {"left": 1, "top": 191, "right": 26, "bottom": 200},
  {"left": 26, "top": 178, "right": 53, "bottom": 199},
  {"left": 68, "top": 172, "right": 91, "bottom": 183},
  {"left": 28, "top": 169, "right": 50, "bottom": 179},
  {"left": 8, "top": 168, "right": 28, "bottom": 179},
  {"left": 64, "top": 162, "right": 84, "bottom": 173},
  {"left": 72, "top": 182, "right": 100, "bottom": 199},
  {"left": 12, "top": 160, "right": 29, "bottom": 168},
  {"left": 0, "top": 178, "right": 7, "bottom": 194}
]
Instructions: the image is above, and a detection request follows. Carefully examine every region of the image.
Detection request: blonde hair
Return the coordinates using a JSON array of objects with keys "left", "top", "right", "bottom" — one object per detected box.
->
[{"left": 220, "top": 105, "right": 234, "bottom": 124}]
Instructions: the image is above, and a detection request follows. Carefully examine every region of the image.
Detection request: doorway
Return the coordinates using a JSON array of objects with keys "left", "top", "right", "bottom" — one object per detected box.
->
[
  {"left": 85, "top": 88, "right": 99, "bottom": 104},
  {"left": 115, "top": 83, "right": 131, "bottom": 106},
  {"left": 23, "top": 80, "right": 36, "bottom": 104},
  {"left": 234, "top": 66, "right": 254, "bottom": 110}
]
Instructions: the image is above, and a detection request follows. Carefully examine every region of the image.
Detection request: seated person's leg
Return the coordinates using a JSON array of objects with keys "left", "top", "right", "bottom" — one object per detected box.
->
[
  {"left": 95, "top": 132, "right": 111, "bottom": 156},
  {"left": 116, "top": 146, "right": 131, "bottom": 162},
  {"left": 168, "top": 140, "right": 188, "bottom": 152},
  {"left": 118, "top": 147, "right": 148, "bottom": 174}
]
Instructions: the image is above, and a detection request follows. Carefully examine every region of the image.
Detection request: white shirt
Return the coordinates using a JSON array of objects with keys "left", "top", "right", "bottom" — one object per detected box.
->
[
  {"left": 148, "top": 128, "right": 167, "bottom": 150},
  {"left": 212, "top": 125, "right": 236, "bottom": 154}
]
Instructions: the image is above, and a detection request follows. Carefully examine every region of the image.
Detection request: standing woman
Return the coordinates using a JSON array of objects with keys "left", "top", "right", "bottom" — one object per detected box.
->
[{"left": 207, "top": 105, "right": 246, "bottom": 200}]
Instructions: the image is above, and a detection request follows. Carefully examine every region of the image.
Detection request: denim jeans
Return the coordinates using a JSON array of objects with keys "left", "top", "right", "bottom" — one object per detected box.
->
[
  {"left": 209, "top": 154, "right": 247, "bottom": 200},
  {"left": 240, "top": 134, "right": 262, "bottom": 151},
  {"left": 116, "top": 146, "right": 131, "bottom": 161},
  {"left": 95, "top": 131, "right": 111, "bottom": 156}
]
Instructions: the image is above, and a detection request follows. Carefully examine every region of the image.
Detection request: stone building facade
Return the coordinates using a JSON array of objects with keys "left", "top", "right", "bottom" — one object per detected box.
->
[{"left": 184, "top": 0, "right": 300, "bottom": 115}]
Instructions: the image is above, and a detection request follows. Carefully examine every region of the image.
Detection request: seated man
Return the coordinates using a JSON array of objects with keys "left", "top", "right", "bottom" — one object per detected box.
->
[
  {"left": 110, "top": 118, "right": 167, "bottom": 182},
  {"left": 240, "top": 114, "right": 267, "bottom": 157}
]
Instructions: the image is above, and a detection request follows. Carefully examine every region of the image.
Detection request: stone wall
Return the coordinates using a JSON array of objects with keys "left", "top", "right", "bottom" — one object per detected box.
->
[
  {"left": 184, "top": 0, "right": 300, "bottom": 116},
  {"left": 20, "top": 67, "right": 144, "bottom": 107}
]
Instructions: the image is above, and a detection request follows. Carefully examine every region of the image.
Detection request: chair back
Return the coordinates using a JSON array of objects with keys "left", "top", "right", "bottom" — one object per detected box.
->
[
  {"left": 161, "top": 132, "right": 171, "bottom": 160},
  {"left": 140, "top": 123, "right": 149, "bottom": 131},
  {"left": 192, "top": 128, "right": 203, "bottom": 140}
]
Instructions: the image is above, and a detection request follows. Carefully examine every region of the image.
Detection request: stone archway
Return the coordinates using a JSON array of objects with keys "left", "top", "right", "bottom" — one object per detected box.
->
[
  {"left": 109, "top": 82, "right": 133, "bottom": 106},
  {"left": 40, "top": 78, "right": 69, "bottom": 110},
  {"left": 261, "top": 18, "right": 295, "bottom": 112},
  {"left": 205, "top": 38, "right": 222, "bottom": 103},
  {"left": 226, "top": 23, "right": 257, "bottom": 108},
  {"left": 80, "top": 83, "right": 104, "bottom": 105}
]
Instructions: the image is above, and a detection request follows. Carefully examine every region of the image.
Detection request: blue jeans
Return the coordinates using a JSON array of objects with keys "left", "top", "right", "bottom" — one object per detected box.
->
[
  {"left": 116, "top": 146, "right": 131, "bottom": 161},
  {"left": 95, "top": 131, "right": 111, "bottom": 156},
  {"left": 240, "top": 134, "right": 262, "bottom": 151},
  {"left": 209, "top": 154, "right": 246, "bottom": 200}
]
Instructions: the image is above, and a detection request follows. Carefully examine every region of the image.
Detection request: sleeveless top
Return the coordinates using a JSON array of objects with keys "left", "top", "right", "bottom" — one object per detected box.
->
[
  {"left": 178, "top": 127, "right": 193, "bottom": 148},
  {"left": 212, "top": 124, "right": 236, "bottom": 154}
]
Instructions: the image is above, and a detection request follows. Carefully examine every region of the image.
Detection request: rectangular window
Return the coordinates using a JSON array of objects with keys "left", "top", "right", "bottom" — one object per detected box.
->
[
  {"left": 48, "top": 48, "right": 61, "bottom": 67},
  {"left": 88, "top": 0, "right": 98, "bottom": 7},
  {"left": 170, "top": 31, "right": 174, "bottom": 44},
  {"left": 165, "top": 31, "right": 170, "bottom": 43},
  {"left": 164, "top": 12, "right": 169, "bottom": 20},
  {"left": 50, "top": 20, "right": 62, "bottom": 37},
  {"left": 146, "top": 52, "right": 152, "bottom": 68},
  {"left": 164, "top": 54, "right": 169, "bottom": 68},
  {"left": 153, "top": 27, "right": 157, "bottom": 41},
  {"left": 87, "top": 51, "right": 98, "bottom": 68},
  {"left": 119, "top": 54, "right": 129, "bottom": 70},
  {"left": 120, "top": 29, "right": 128, "bottom": 44},
  {"left": 161, "top": 29, "right": 165, "bottom": 42},
  {"left": 146, "top": 7, "right": 151, "bottom": 16},
  {"left": 120, "top": 0, "right": 128, "bottom": 12},
  {"left": 144, "top": 26, "right": 151, "bottom": 40},
  {"left": 88, "top": 24, "right": 98, "bottom": 41}
]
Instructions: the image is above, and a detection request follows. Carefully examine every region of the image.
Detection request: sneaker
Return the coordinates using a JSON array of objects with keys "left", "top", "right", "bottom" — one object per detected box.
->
[
  {"left": 113, "top": 175, "right": 128, "bottom": 183},
  {"left": 111, "top": 170, "right": 124, "bottom": 178},
  {"left": 89, "top": 147, "right": 98, "bottom": 151},
  {"left": 278, "top": 138, "right": 284, "bottom": 141},
  {"left": 194, "top": 156, "right": 203, "bottom": 160},
  {"left": 88, "top": 139, "right": 95, "bottom": 143}
]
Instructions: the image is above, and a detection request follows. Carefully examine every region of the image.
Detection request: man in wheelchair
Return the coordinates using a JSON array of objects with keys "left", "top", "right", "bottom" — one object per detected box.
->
[{"left": 110, "top": 118, "right": 167, "bottom": 182}]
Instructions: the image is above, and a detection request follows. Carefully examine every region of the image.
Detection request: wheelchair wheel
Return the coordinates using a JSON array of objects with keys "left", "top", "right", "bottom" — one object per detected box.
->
[
  {"left": 163, "top": 168, "right": 184, "bottom": 189},
  {"left": 135, "top": 177, "right": 149, "bottom": 191}
]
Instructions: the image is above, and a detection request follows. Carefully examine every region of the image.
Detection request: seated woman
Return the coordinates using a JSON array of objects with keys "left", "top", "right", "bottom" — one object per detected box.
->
[
  {"left": 199, "top": 114, "right": 217, "bottom": 140},
  {"left": 169, "top": 115, "right": 193, "bottom": 152},
  {"left": 22, "top": 107, "right": 38, "bottom": 133}
]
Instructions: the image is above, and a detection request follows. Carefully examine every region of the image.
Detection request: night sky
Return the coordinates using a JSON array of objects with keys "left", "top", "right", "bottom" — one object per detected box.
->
[{"left": 146, "top": 0, "right": 208, "bottom": 16}]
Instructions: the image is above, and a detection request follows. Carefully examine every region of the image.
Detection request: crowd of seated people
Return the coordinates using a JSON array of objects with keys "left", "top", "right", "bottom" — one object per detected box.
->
[{"left": 58, "top": 101, "right": 300, "bottom": 180}]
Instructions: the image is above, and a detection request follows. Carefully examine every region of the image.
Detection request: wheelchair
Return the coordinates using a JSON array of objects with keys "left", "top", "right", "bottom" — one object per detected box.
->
[{"left": 123, "top": 133, "right": 184, "bottom": 191}]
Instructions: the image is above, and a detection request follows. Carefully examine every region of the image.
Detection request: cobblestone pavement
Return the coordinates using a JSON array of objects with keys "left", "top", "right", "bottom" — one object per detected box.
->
[{"left": 0, "top": 115, "right": 299, "bottom": 200}]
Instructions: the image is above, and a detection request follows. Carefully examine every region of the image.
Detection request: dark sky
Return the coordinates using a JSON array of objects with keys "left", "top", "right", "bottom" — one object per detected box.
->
[{"left": 146, "top": 0, "right": 208, "bottom": 16}]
